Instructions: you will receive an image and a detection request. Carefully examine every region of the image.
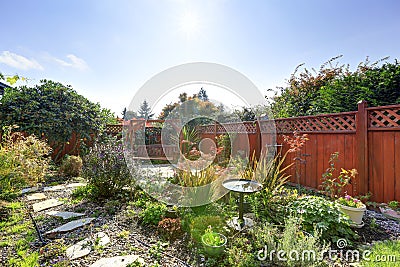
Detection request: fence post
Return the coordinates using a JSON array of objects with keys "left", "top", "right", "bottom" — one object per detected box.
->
[
  {"left": 255, "top": 121, "right": 261, "bottom": 160},
  {"left": 356, "top": 100, "right": 369, "bottom": 196}
]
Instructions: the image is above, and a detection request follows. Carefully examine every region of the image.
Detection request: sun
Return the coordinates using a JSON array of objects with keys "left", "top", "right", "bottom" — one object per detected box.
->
[{"left": 179, "top": 11, "right": 200, "bottom": 39}]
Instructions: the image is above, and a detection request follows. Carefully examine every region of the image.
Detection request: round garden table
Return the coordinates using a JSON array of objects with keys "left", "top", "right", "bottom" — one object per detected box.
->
[{"left": 222, "top": 179, "right": 263, "bottom": 230}]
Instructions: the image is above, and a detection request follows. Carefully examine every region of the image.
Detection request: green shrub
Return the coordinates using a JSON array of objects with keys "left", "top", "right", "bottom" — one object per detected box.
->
[
  {"left": 289, "top": 195, "right": 356, "bottom": 243},
  {"left": 252, "top": 217, "right": 329, "bottom": 267},
  {"left": 59, "top": 155, "right": 83, "bottom": 177},
  {"left": 224, "top": 235, "right": 257, "bottom": 267},
  {"left": 189, "top": 215, "right": 225, "bottom": 243},
  {"left": 82, "top": 135, "right": 134, "bottom": 198},
  {"left": 0, "top": 125, "right": 51, "bottom": 200},
  {"left": 139, "top": 202, "right": 167, "bottom": 225}
]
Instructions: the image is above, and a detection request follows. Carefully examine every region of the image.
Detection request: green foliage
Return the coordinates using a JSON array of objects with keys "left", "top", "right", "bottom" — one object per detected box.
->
[
  {"left": 388, "top": 200, "right": 399, "bottom": 210},
  {"left": 82, "top": 135, "right": 134, "bottom": 199},
  {"left": 71, "top": 184, "right": 95, "bottom": 201},
  {"left": 224, "top": 235, "right": 258, "bottom": 267},
  {"left": 173, "top": 164, "right": 222, "bottom": 187},
  {"left": 0, "top": 126, "right": 51, "bottom": 200},
  {"left": 59, "top": 155, "right": 82, "bottom": 177},
  {"left": 202, "top": 226, "right": 225, "bottom": 246},
  {"left": 320, "top": 152, "right": 357, "bottom": 199},
  {"left": 255, "top": 152, "right": 293, "bottom": 200},
  {"left": 360, "top": 240, "right": 400, "bottom": 266},
  {"left": 270, "top": 56, "right": 400, "bottom": 118},
  {"left": 289, "top": 196, "right": 356, "bottom": 243},
  {"left": 215, "top": 134, "right": 231, "bottom": 165},
  {"left": 254, "top": 187, "right": 299, "bottom": 224},
  {"left": 139, "top": 202, "right": 167, "bottom": 225},
  {"left": 252, "top": 217, "right": 329, "bottom": 267},
  {"left": 0, "top": 80, "right": 116, "bottom": 161},
  {"left": 39, "top": 239, "right": 69, "bottom": 266},
  {"left": 137, "top": 100, "right": 154, "bottom": 119},
  {"left": 189, "top": 215, "right": 225, "bottom": 243},
  {"left": 198, "top": 87, "right": 209, "bottom": 101}
]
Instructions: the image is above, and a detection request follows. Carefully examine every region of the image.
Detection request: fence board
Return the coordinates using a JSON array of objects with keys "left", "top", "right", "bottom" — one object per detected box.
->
[
  {"left": 395, "top": 133, "right": 400, "bottom": 201},
  {"left": 383, "top": 132, "right": 395, "bottom": 202}
]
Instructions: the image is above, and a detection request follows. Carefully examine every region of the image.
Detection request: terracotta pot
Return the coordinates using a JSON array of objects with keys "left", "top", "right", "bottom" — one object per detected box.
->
[{"left": 339, "top": 204, "right": 366, "bottom": 225}]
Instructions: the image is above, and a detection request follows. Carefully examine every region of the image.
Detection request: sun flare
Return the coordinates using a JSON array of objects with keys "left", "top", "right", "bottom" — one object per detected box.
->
[{"left": 179, "top": 11, "right": 200, "bottom": 38}]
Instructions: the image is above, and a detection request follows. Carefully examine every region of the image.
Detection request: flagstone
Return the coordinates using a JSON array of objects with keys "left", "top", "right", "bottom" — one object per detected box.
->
[
  {"left": 66, "top": 232, "right": 110, "bottom": 260},
  {"left": 26, "top": 193, "right": 47, "bottom": 201},
  {"left": 94, "top": 232, "right": 110, "bottom": 246},
  {"left": 65, "top": 182, "right": 87, "bottom": 188},
  {"left": 43, "top": 185, "right": 66, "bottom": 191},
  {"left": 32, "top": 199, "right": 63, "bottom": 212},
  {"left": 45, "top": 217, "right": 95, "bottom": 235},
  {"left": 90, "top": 255, "right": 144, "bottom": 267},
  {"left": 66, "top": 239, "right": 92, "bottom": 260},
  {"left": 21, "top": 187, "right": 39, "bottom": 194},
  {"left": 46, "top": 211, "right": 85, "bottom": 219}
]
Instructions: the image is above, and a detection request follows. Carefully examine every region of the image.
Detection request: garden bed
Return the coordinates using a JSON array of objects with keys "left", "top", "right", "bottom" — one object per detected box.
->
[{"left": 1, "top": 176, "right": 400, "bottom": 267}]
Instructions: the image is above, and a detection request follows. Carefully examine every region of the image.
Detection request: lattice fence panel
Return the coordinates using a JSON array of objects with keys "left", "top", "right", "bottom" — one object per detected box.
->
[
  {"left": 369, "top": 107, "right": 400, "bottom": 129},
  {"left": 105, "top": 124, "right": 123, "bottom": 135},
  {"left": 198, "top": 122, "right": 258, "bottom": 134},
  {"left": 271, "top": 113, "right": 356, "bottom": 133}
]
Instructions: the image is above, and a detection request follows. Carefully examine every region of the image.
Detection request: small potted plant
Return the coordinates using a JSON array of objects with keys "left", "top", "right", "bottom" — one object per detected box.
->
[
  {"left": 337, "top": 194, "right": 366, "bottom": 226},
  {"left": 201, "top": 225, "right": 227, "bottom": 257}
]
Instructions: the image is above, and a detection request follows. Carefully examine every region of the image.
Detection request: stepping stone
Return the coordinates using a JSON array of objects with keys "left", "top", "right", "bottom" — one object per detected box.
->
[
  {"left": 66, "top": 182, "right": 87, "bottom": 188},
  {"left": 32, "top": 199, "right": 63, "bottom": 212},
  {"left": 66, "top": 239, "right": 92, "bottom": 260},
  {"left": 45, "top": 217, "right": 95, "bottom": 235},
  {"left": 21, "top": 187, "right": 39, "bottom": 194},
  {"left": 26, "top": 193, "right": 47, "bottom": 201},
  {"left": 43, "top": 185, "right": 66, "bottom": 191},
  {"left": 90, "top": 255, "right": 144, "bottom": 267},
  {"left": 94, "top": 232, "right": 110, "bottom": 246},
  {"left": 66, "top": 232, "right": 110, "bottom": 260},
  {"left": 46, "top": 211, "right": 85, "bottom": 219}
]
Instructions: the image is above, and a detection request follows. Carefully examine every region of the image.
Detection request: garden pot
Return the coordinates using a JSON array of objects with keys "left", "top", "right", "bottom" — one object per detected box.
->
[
  {"left": 165, "top": 209, "right": 178, "bottom": 219},
  {"left": 201, "top": 233, "right": 227, "bottom": 257},
  {"left": 339, "top": 204, "right": 366, "bottom": 225}
]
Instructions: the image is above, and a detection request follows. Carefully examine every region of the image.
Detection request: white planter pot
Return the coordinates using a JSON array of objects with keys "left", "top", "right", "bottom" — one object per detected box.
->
[{"left": 339, "top": 204, "right": 366, "bottom": 225}]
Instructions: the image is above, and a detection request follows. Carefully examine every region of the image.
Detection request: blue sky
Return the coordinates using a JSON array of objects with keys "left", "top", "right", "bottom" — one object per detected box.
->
[{"left": 1, "top": 0, "right": 399, "bottom": 117}]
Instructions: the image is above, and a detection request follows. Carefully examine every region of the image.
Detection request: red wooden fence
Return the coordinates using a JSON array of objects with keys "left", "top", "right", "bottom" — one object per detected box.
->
[{"left": 197, "top": 101, "right": 400, "bottom": 203}]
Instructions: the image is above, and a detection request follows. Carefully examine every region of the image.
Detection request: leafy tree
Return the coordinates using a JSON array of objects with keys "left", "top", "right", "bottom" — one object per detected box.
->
[
  {"left": 137, "top": 100, "right": 154, "bottom": 119},
  {"left": 269, "top": 56, "right": 400, "bottom": 118},
  {"left": 122, "top": 107, "right": 138, "bottom": 120},
  {"left": 0, "top": 79, "right": 115, "bottom": 161}
]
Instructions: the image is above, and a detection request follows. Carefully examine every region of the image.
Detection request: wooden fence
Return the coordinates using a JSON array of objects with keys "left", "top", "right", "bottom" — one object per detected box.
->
[{"left": 197, "top": 101, "right": 400, "bottom": 203}]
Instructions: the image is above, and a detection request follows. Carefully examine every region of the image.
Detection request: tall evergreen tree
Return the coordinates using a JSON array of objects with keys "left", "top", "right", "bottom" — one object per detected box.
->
[
  {"left": 198, "top": 87, "right": 209, "bottom": 101},
  {"left": 138, "top": 100, "right": 154, "bottom": 119}
]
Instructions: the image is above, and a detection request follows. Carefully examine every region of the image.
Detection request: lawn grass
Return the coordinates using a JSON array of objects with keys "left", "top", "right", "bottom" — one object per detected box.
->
[{"left": 361, "top": 240, "right": 400, "bottom": 266}]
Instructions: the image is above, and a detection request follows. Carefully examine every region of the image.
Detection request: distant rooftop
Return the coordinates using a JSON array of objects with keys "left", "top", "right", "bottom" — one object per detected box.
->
[{"left": 0, "top": 81, "right": 11, "bottom": 96}]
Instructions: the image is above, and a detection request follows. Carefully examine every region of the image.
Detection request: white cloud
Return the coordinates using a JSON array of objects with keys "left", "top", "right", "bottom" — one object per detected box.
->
[
  {"left": 0, "top": 51, "right": 44, "bottom": 70},
  {"left": 53, "top": 54, "right": 89, "bottom": 71}
]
